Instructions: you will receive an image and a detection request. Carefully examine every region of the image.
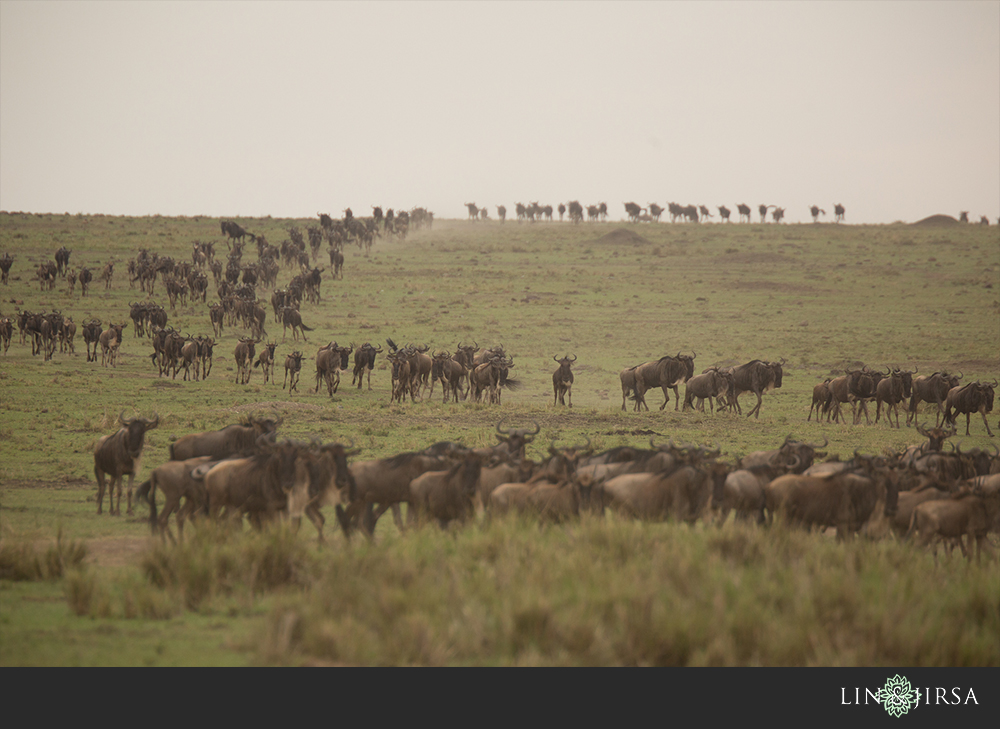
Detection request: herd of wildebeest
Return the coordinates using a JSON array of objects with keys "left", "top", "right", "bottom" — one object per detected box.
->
[
  {"left": 3, "top": 209, "right": 998, "bottom": 563},
  {"left": 90, "top": 411, "right": 1000, "bottom": 564}
]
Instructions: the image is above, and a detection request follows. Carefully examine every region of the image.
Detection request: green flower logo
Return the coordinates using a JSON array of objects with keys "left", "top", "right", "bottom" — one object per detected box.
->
[{"left": 880, "top": 674, "right": 918, "bottom": 717}]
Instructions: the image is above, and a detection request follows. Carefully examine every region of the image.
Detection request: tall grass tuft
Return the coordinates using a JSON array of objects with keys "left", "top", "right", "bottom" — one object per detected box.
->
[
  {"left": 253, "top": 518, "right": 1000, "bottom": 666},
  {"left": 0, "top": 529, "right": 88, "bottom": 581}
]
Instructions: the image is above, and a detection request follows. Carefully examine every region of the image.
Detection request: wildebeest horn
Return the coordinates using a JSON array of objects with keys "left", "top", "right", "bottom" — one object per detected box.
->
[
  {"left": 568, "top": 354, "right": 577, "bottom": 362},
  {"left": 806, "top": 436, "right": 829, "bottom": 450},
  {"left": 117, "top": 411, "right": 129, "bottom": 426},
  {"left": 526, "top": 421, "right": 540, "bottom": 436},
  {"left": 496, "top": 418, "right": 511, "bottom": 435},
  {"left": 142, "top": 413, "right": 160, "bottom": 429}
]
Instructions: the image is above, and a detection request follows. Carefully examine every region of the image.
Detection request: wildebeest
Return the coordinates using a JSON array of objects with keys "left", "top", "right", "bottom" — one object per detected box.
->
[
  {"left": 409, "top": 451, "right": 484, "bottom": 528},
  {"left": 736, "top": 204, "right": 751, "bottom": 223},
  {"left": 234, "top": 337, "right": 256, "bottom": 384},
  {"left": 203, "top": 436, "right": 312, "bottom": 529},
  {"left": 764, "top": 457, "right": 899, "bottom": 541},
  {"left": 683, "top": 367, "right": 734, "bottom": 413},
  {"left": 718, "top": 205, "right": 731, "bottom": 222},
  {"left": 1, "top": 252, "right": 14, "bottom": 284},
  {"left": 810, "top": 205, "right": 826, "bottom": 223},
  {"left": 253, "top": 342, "right": 278, "bottom": 384},
  {"left": 808, "top": 379, "right": 833, "bottom": 422},
  {"left": 82, "top": 319, "right": 103, "bottom": 362},
  {"left": 283, "top": 351, "right": 304, "bottom": 392},
  {"left": 280, "top": 306, "right": 312, "bottom": 342},
  {"left": 552, "top": 354, "right": 576, "bottom": 407},
  {"left": 314, "top": 341, "right": 352, "bottom": 396},
  {"left": 351, "top": 342, "right": 382, "bottom": 390},
  {"left": 874, "top": 368, "right": 916, "bottom": 429},
  {"left": 99, "top": 322, "right": 126, "bottom": 368},
  {"left": 93, "top": 412, "right": 159, "bottom": 516},
  {"left": 628, "top": 353, "right": 696, "bottom": 412},
  {"left": 79, "top": 267, "right": 92, "bottom": 296},
  {"left": 758, "top": 204, "right": 773, "bottom": 222},
  {"left": 833, "top": 204, "right": 845, "bottom": 223},
  {"left": 943, "top": 380, "right": 996, "bottom": 437},
  {"left": 729, "top": 358, "right": 784, "bottom": 419},
  {"left": 908, "top": 371, "right": 963, "bottom": 427},
  {"left": 169, "top": 414, "right": 282, "bottom": 461},
  {"left": 432, "top": 351, "right": 468, "bottom": 403},
  {"left": 624, "top": 202, "right": 643, "bottom": 222},
  {"left": 136, "top": 455, "right": 217, "bottom": 543},
  {"left": 0, "top": 317, "right": 12, "bottom": 354},
  {"left": 907, "top": 479, "right": 1000, "bottom": 562}
]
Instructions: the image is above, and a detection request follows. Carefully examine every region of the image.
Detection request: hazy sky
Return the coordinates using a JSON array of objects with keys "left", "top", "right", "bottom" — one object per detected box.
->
[{"left": 1, "top": 1, "right": 998, "bottom": 224}]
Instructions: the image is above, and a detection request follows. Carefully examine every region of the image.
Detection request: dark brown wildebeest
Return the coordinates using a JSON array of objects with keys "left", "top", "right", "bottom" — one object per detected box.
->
[
  {"left": 82, "top": 319, "right": 103, "bottom": 362},
  {"left": 343, "top": 450, "right": 454, "bottom": 536},
  {"left": 730, "top": 358, "right": 784, "bottom": 419},
  {"left": 198, "top": 336, "right": 214, "bottom": 380},
  {"left": 808, "top": 379, "right": 833, "bottom": 422},
  {"left": 465, "top": 202, "right": 479, "bottom": 220},
  {"left": 280, "top": 306, "right": 312, "bottom": 342},
  {"left": 79, "top": 266, "right": 92, "bottom": 296},
  {"left": 178, "top": 336, "right": 202, "bottom": 381},
  {"left": 765, "top": 458, "right": 899, "bottom": 541},
  {"left": 0, "top": 317, "right": 12, "bottom": 354},
  {"left": 351, "top": 342, "right": 382, "bottom": 390},
  {"left": 283, "top": 351, "right": 304, "bottom": 392},
  {"left": 907, "top": 479, "right": 1000, "bottom": 563},
  {"left": 874, "top": 368, "right": 916, "bottom": 429},
  {"left": 169, "top": 414, "right": 282, "bottom": 461},
  {"left": 54, "top": 246, "right": 71, "bottom": 276},
  {"left": 409, "top": 451, "right": 484, "bottom": 529},
  {"left": 328, "top": 247, "right": 344, "bottom": 279},
  {"left": 567, "top": 201, "right": 584, "bottom": 224},
  {"left": 771, "top": 207, "right": 786, "bottom": 223},
  {"left": 630, "top": 353, "right": 696, "bottom": 412},
  {"left": 943, "top": 380, "right": 996, "bottom": 437},
  {"left": 497, "top": 205, "right": 507, "bottom": 224},
  {"left": 908, "top": 371, "right": 963, "bottom": 427},
  {"left": 557, "top": 203, "right": 565, "bottom": 221},
  {"left": 100, "top": 260, "right": 115, "bottom": 289},
  {"left": 552, "top": 354, "right": 576, "bottom": 407},
  {"left": 834, "top": 203, "right": 845, "bottom": 223},
  {"left": 204, "top": 436, "right": 312, "bottom": 529},
  {"left": 93, "top": 412, "right": 159, "bottom": 516},
  {"left": 718, "top": 205, "right": 731, "bottom": 222},
  {"left": 234, "top": 337, "right": 256, "bottom": 384},
  {"left": 432, "top": 351, "right": 468, "bottom": 403},
  {"left": 314, "top": 341, "right": 352, "bottom": 396},
  {"left": 1, "top": 252, "right": 14, "bottom": 284},
  {"left": 737, "top": 203, "right": 751, "bottom": 223},
  {"left": 624, "top": 202, "right": 643, "bottom": 222},
  {"left": 758, "top": 204, "right": 773, "bottom": 222},
  {"left": 599, "top": 460, "right": 718, "bottom": 524},
  {"left": 958, "top": 211, "right": 969, "bottom": 223},
  {"left": 388, "top": 350, "right": 414, "bottom": 404},
  {"left": 810, "top": 205, "right": 826, "bottom": 223},
  {"left": 698, "top": 205, "right": 712, "bottom": 221},
  {"left": 253, "top": 342, "right": 278, "bottom": 384},
  {"left": 289, "top": 440, "right": 359, "bottom": 544},
  {"left": 648, "top": 203, "right": 664, "bottom": 222}
]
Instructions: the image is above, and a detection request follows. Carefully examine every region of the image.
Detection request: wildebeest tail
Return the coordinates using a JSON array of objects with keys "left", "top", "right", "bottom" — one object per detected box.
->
[
  {"left": 135, "top": 479, "right": 157, "bottom": 533},
  {"left": 301, "top": 323, "right": 313, "bottom": 331},
  {"left": 502, "top": 378, "right": 522, "bottom": 391}
]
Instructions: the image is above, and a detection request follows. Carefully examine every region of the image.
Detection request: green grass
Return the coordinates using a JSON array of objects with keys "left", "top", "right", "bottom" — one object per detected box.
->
[{"left": 0, "top": 212, "right": 998, "bottom": 665}]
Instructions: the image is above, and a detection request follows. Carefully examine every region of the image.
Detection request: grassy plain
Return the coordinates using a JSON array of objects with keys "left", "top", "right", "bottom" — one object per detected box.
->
[{"left": 0, "top": 211, "right": 998, "bottom": 665}]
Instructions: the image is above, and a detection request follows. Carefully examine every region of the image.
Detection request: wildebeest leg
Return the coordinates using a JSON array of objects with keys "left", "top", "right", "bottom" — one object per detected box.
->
[
  {"left": 95, "top": 468, "right": 107, "bottom": 515},
  {"left": 305, "top": 503, "right": 325, "bottom": 545},
  {"left": 747, "top": 392, "right": 763, "bottom": 418},
  {"left": 979, "top": 410, "right": 994, "bottom": 437},
  {"left": 125, "top": 473, "right": 136, "bottom": 516}
]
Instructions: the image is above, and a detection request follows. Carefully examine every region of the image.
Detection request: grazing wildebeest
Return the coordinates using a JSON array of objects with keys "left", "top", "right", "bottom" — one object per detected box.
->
[
  {"left": 93, "top": 412, "right": 159, "bottom": 516},
  {"left": 169, "top": 414, "right": 281, "bottom": 462},
  {"left": 718, "top": 206, "right": 731, "bottom": 222},
  {"left": 234, "top": 337, "right": 256, "bottom": 384},
  {"left": 552, "top": 354, "right": 576, "bottom": 407},
  {"left": 253, "top": 342, "right": 278, "bottom": 384},
  {"left": 283, "top": 351, "right": 304, "bottom": 392},
  {"left": 730, "top": 358, "right": 784, "bottom": 419},
  {"left": 833, "top": 204, "right": 845, "bottom": 223},
  {"left": 630, "top": 353, "right": 696, "bottom": 412},
  {"left": 810, "top": 205, "right": 826, "bottom": 223},
  {"left": 943, "top": 380, "right": 996, "bottom": 437}
]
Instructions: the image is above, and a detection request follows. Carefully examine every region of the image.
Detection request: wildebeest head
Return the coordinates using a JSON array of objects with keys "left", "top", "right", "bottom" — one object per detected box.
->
[
  {"left": 118, "top": 411, "right": 160, "bottom": 457},
  {"left": 495, "top": 418, "right": 540, "bottom": 460}
]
